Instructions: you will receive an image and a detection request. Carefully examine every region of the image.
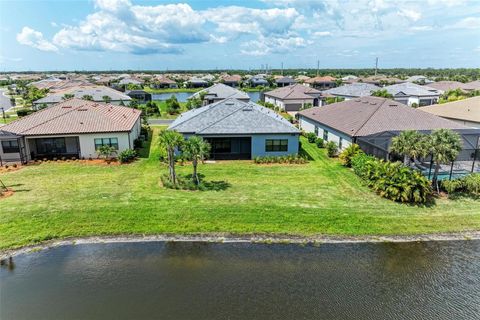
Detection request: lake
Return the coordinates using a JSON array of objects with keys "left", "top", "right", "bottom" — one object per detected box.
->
[
  {"left": 1, "top": 240, "right": 479, "bottom": 320},
  {"left": 152, "top": 91, "right": 262, "bottom": 103}
]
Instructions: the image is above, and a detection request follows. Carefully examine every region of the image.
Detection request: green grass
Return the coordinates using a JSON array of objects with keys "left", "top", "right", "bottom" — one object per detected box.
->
[{"left": 1, "top": 127, "right": 480, "bottom": 250}]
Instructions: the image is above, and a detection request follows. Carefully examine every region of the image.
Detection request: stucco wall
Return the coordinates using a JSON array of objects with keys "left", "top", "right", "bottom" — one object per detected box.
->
[
  {"left": 251, "top": 134, "right": 299, "bottom": 157},
  {"left": 299, "top": 116, "right": 353, "bottom": 150}
]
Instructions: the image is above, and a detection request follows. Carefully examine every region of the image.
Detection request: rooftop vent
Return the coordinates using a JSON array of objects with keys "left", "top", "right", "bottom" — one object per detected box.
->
[
  {"left": 77, "top": 108, "right": 88, "bottom": 111},
  {"left": 225, "top": 102, "right": 234, "bottom": 105},
  {"left": 242, "top": 106, "right": 253, "bottom": 111},
  {"left": 389, "top": 104, "right": 398, "bottom": 107},
  {"left": 61, "top": 106, "right": 72, "bottom": 109}
]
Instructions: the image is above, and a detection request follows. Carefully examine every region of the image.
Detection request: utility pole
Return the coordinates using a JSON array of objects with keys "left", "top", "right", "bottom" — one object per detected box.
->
[
  {"left": 316, "top": 60, "right": 320, "bottom": 77},
  {"left": 374, "top": 57, "right": 379, "bottom": 76},
  {"left": 281, "top": 62, "right": 284, "bottom": 76}
]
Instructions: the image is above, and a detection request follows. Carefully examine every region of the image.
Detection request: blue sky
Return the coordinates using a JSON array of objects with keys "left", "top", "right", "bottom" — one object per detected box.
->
[{"left": 1, "top": 0, "right": 479, "bottom": 71}]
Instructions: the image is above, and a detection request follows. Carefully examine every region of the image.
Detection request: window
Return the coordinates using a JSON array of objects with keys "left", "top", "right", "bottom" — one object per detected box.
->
[
  {"left": 265, "top": 139, "right": 288, "bottom": 152},
  {"left": 1, "top": 140, "right": 19, "bottom": 153},
  {"left": 323, "top": 130, "right": 329, "bottom": 141},
  {"left": 94, "top": 138, "right": 119, "bottom": 150},
  {"left": 314, "top": 126, "right": 319, "bottom": 136}
]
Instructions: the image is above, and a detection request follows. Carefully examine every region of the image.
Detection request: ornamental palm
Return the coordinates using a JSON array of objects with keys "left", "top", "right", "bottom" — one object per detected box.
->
[
  {"left": 183, "top": 136, "right": 211, "bottom": 185},
  {"left": 426, "top": 129, "right": 462, "bottom": 192},
  {"left": 390, "top": 130, "right": 424, "bottom": 165},
  {"left": 102, "top": 95, "right": 112, "bottom": 103},
  {"left": 159, "top": 130, "right": 184, "bottom": 185}
]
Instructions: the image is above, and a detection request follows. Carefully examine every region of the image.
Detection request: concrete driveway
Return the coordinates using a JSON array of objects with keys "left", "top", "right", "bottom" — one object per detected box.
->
[{"left": 0, "top": 89, "right": 13, "bottom": 112}]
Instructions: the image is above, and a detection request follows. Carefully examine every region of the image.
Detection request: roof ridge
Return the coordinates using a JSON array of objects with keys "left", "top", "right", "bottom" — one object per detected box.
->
[
  {"left": 169, "top": 99, "right": 226, "bottom": 130},
  {"left": 14, "top": 99, "right": 86, "bottom": 134},
  {"left": 196, "top": 100, "right": 248, "bottom": 134},
  {"left": 351, "top": 98, "right": 386, "bottom": 137}
]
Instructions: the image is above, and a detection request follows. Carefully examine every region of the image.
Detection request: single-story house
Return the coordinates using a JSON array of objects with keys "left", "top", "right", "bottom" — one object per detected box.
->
[
  {"left": 0, "top": 99, "right": 141, "bottom": 164},
  {"left": 358, "top": 76, "right": 404, "bottom": 86},
  {"left": 305, "top": 76, "right": 337, "bottom": 90},
  {"left": 384, "top": 82, "right": 442, "bottom": 107},
  {"left": 406, "top": 75, "right": 434, "bottom": 84},
  {"left": 297, "top": 97, "right": 478, "bottom": 158},
  {"left": 125, "top": 90, "right": 152, "bottom": 103},
  {"left": 322, "top": 83, "right": 380, "bottom": 100},
  {"left": 150, "top": 76, "right": 178, "bottom": 89},
  {"left": 32, "top": 86, "right": 132, "bottom": 109},
  {"left": 221, "top": 74, "right": 242, "bottom": 87},
  {"left": 426, "top": 81, "right": 469, "bottom": 93},
  {"left": 464, "top": 80, "right": 480, "bottom": 92},
  {"left": 341, "top": 75, "right": 359, "bottom": 84},
  {"left": 419, "top": 96, "right": 480, "bottom": 128},
  {"left": 249, "top": 75, "right": 269, "bottom": 87},
  {"left": 186, "top": 77, "right": 209, "bottom": 88},
  {"left": 275, "top": 76, "right": 296, "bottom": 87},
  {"left": 118, "top": 77, "right": 144, "bottom": 86},
  {"left": 264, "top": 84, "right": 323, "bottom": 112},
  {"left": 168, "top": 98, "right": 300, "bottom": 160},
  {"left": 189, "top": 83, "right": 250, "bottom": 106}
]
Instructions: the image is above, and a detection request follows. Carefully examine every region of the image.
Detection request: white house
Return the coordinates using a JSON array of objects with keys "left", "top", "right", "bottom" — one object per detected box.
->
[
  {"left": 169, "top": 98, "right": 300, "bottom": 159},
  {"left": 384, "top": 82, "right": 442, "bottom": 107},
  {"left": 0, "top": 99, "right": 141, "bottom": 164}
]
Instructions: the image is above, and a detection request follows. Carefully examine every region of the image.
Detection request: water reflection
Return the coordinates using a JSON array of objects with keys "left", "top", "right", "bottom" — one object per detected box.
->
[{"left": 1, "top": 241, "right": 479, "bottom": 320}]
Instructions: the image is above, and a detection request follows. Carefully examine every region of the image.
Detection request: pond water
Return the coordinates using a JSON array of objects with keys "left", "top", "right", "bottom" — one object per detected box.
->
[
  {"left": 1, "top": 240, "right": 479, "bottom": 320},
  {"left": 152, "top": 91, "right": 262, "bottom": 103}
]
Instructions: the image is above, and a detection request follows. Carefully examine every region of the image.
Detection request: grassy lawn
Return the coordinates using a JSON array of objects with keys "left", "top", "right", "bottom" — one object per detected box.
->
[
  {"left": 1, "top": 127, "right": 480, "bottom": 250},
  {"left": 140, "top": 101, "right": 187, "bottom": 119}
]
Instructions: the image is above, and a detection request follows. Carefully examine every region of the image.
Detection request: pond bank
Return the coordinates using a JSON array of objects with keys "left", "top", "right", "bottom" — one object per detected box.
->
[{"left": 2, "top": 231, "right": 480, "bottom": 259}]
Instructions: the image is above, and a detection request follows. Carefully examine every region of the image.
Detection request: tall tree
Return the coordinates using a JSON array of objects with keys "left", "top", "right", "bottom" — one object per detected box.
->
[
  {"left": 159, "top": 130, "right": 184, "bottom": 185},
  {"left": 371, "top": 89, "right": 394, "bottom": 98},
  {"left": 390, "top": 130, "right": 424, "bottom": 165},
  {"left": 62, "top": 93, "right": 74, "bottom": 100},
  {"left": 183, "top": 136, "right": 211, "bottom": 185},
  {"left": 427, "top": 129, "right": 462, "bottom": 192}
]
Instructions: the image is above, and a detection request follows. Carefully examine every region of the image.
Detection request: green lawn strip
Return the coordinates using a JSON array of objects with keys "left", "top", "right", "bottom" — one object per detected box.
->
[{"left": 1, "top": 129, "right": 479, "bottom": 250}]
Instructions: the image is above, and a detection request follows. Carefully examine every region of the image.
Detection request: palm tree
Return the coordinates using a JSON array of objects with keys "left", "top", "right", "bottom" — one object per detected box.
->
[
  {"left": 427, "top": 129, "right": 462, "bottom": 192},
  {"left": 82, "top": 95, "right": 93, "bottom": 101},
  {"left": 183, "top": 136, "right": 211, "bottom": 185},
  {"left": 159, "top": 130, "right": 184, "bottom": 185},
  {"left": 102, "top": 95, "right": 112, "bottom": 103},
  {"left": 390, "top": 130, "right": 423, "bottom": 165}
]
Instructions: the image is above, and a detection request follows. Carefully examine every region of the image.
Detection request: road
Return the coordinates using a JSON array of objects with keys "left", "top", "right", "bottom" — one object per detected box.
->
[
  {"left": 0, "top": 88, "right": 13, "bottom": 112},
  {"left": 147, "top": 119, "right": 174, "bottom": 125}
]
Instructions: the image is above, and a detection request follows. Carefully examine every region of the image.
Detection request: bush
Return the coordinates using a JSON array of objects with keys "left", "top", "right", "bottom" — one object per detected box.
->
[
  {"left": 351, "top": 154, "right": 432, "bottom": 203},
  {"left": 315, "top": 138, "right": 324, "bottom": 148},
  {"left": 326, "top": 141, "right": 338, "bottom": 157},
  {"left": 118, "top": 149, "right": 137, "bottom": 163},
  {"left": 441, "top": 179, "right": 464, "bottom": 194},
  {"left": 306, "top": 132, "right": 317, "bottom": 143},
  {"left": 16, "top": 108, "right": 33, "bottom": 117},
  {"left": 464, "top": 173, "right": 480, "bottom": 194},
  {"left": 441, "top": 173, "right": 480, "bottom": 195},
  {"left": 133, "top": 139, "right": 143, "bottom": 149},
  {"left": 253, "top": 155, "right": 308, "bottom": 164},
  {"left": 339, "top": 144, "right": 363, "bottom": 167}
]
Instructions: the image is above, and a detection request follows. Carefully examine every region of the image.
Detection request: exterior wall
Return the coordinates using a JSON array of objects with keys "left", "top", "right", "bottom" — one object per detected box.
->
[
  {"left": 251, "top": 134, "right": 299, "bottom": 157},
  {"left": 264, "top": 96, "right": 315, "bottom": 111},
  {"left": 394, "top": 95, "right": 439, "bottom": 107},
  {"left": 128, "top": 117, "right": 142, "bottom": 147},
  {"left": 441, "top": 118, "right": 480, "bottom": 129},
  {"left": 299, "top": 116, "right": 353, "bottom": 150}
]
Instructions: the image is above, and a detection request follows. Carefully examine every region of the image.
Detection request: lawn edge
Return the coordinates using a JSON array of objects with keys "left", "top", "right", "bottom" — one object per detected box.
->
[{"left": 2, "top": 231, "right": 480, "bottom": 259}]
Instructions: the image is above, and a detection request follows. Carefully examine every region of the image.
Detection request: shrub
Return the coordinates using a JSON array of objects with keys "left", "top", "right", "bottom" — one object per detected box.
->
[
  {"left": 339, "top": 144, "right": 363, "bottom": 167},
  {"left": 306, "top": 132, "right": 317, "bottom": 143},
  {"left": 351, "top": 153, "right": 378, "bottom": 179},
  {"left": 118, "top": 149, "right": 137, "bottom": 163},
  {"left": 253, "top": 155, "right": 308, "bottom": 164},
  {"left": 133, "top": 138, "right": 143, "bottom": 149},
  {"left": 16, "top": 108, "right": 33, "bottom": 117},
  {"left": 326, "top": 141, "right": 338, "bottom": 157},
  {"left": 315, "top": 138, "right": 324, "bottom": 148},
  {"left": 441, "top": 179, "right": 464, "bottom": 194},
  {"left": 464, "top": 173, "right": 480, "bottom": 194}
]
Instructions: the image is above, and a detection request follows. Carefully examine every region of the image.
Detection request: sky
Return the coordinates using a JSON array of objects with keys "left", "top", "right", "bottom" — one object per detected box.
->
[{"left": 0, "top": 0, "right": 479, "bottom": 71}]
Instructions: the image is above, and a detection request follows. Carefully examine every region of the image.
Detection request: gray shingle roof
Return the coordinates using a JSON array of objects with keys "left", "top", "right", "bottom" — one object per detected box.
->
[
  {"left": 169, "top": 98, "right": 299, "bottom": 135},
  {"left": 33, "top": 86, "right": 132, "bottom": 104},
  {"left": 323, "top": 83, "right": 380, "bottom": 97},
  {"left": 190, "top": 83, "right": 249, "bottom": 100},
  {"left": 298, "top": 96, "right": 468, "bottom": 137},
  {"left": 384, "top": 82, "right": 442, "bottom": 97},
  {"left": 264, "top": 84, "right": 322, "bottom": 100}
]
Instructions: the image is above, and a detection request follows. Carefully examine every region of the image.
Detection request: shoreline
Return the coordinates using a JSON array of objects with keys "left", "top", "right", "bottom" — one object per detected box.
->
[{"left": 2, "top": 231, "right": 480, "bottom": 259}]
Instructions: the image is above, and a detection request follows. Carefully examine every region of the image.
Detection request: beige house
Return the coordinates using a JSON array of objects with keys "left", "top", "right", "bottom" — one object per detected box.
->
[
  {"left": 419, "top": 96, "right": 480, "bottom": 128},
  {"left": 0, "top": 99, "right": 141, "bottom": 164},
  {"left": 264, "top": 84, "right": 322, "bottom": 112}
]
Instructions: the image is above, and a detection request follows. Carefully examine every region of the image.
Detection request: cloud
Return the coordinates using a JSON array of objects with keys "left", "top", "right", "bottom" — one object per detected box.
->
[
  {"left": 241, "top": 35, "right": 310, "bottom": 56},
  {"left": 397, "top": 9, "right": 421, "bottom": 22},
  {"left": 312, "top": 31, "right": 332, "bottom": 37},
  {"left": 448, "top": 17, "right": 480, "bottom": 29},
  {"left": 16, "top": 27, "right": 58, "bottom": 52}
]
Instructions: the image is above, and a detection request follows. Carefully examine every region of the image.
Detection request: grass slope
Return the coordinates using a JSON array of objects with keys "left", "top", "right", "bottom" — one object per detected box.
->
[{"left": 1, "top": 127, "right": 479, "bottom": 250}]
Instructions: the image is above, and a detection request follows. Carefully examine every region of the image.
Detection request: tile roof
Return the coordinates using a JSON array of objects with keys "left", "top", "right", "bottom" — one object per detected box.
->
[
  {"left": 384, "top": 82, "right": 442, "bottom": 97},
  {"left": 169, "top": 98, "right": 299, "bottom": 135},
  {"left": 191, "top": 83, "right": 249, "bottom": 100},
  {"left": 2, "top": 99, "right": 141, "bottom": 136},
  {"left": 426, "top": 81, "right": 468, "bottom": 92},
  {"left": 418, "top": 96, "right": 480, "bottom": 124},
  {"left": 298, "top": 96, "right": 467, "bottom": 137},
  {"left": 323, "top": 83, "right": 380, "bottom": 97},
  {"left": 264, "top": 84, "right": 322, "bottom": 100},
  {"left": 33, "top": 86, "right": 132, "bottom": 104},
  {"left": 221, "top": 74, "right": 242, "bottom": 82},
  {"left": 464, "top": 80, "right": 480, "bottom": 91},
  {"left": 305, "top": 76, "right": 336, "bottom": 83},
  {"left": 275, "top": 76, "right": 296, "bottom": 84}
]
